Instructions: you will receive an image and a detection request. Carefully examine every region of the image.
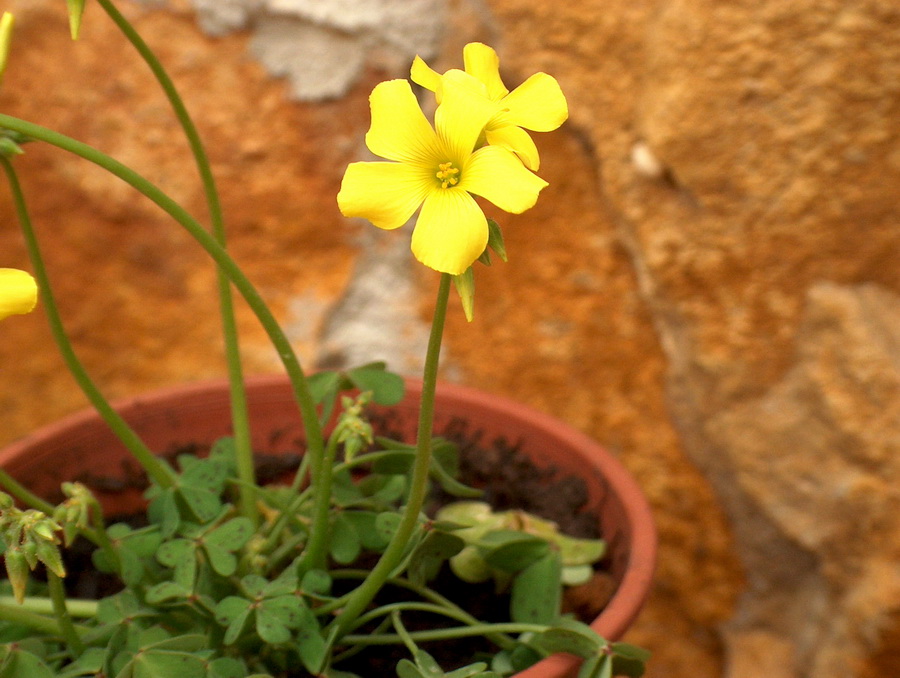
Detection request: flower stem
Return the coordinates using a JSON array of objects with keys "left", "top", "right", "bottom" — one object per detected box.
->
[
  {"left": 47, "top": 571, "right": 85, "bottom": 656},
  {"left": 328, "top": 273, "right": 452, "bottom": 639},
  {"left": 97, "top": 0, "right": 256, "bottom": 523},
  {"left": 0, "top": 468, "right": 55, "bottom": 515},
  {"left": 0, "top": 116, "right": 326, "bottom": 488},
  {"left": 0, "top": 156, "right": 175, "bottom": 489}
]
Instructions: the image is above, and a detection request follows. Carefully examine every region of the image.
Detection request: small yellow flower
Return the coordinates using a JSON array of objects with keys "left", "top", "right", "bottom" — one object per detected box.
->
[
  {"left": 337, "top": 71, "right": 548, "bottom": 275},
  {"left": 412, "top": 42, "right": 568, "bottom": 171},
  {"left": 0, "top": 268, "right": 38, "bottom": 320}
]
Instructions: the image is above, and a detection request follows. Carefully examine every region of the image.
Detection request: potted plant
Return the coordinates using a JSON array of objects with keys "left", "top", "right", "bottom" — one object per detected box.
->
[{"left": 0, "top": 3, "right": 655, "bottom": 677}]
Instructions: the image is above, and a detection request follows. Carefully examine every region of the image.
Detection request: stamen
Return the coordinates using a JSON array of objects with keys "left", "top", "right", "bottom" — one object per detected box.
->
[{"left": 435, "top": 161, "right": 460, "bottom": 189}]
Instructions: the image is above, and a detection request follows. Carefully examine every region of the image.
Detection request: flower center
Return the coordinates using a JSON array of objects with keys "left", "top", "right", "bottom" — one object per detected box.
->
[{"left": 435, "top": 161, "right": 460, "bottom": 189}]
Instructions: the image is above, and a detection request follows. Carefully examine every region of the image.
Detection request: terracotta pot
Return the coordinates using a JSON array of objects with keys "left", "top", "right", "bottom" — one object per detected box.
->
[{"left": 0, "top": 375, "right": 656, "bottom": 677}]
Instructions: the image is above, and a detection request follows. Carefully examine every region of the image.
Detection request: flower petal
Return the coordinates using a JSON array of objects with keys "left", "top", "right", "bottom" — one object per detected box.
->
[
  {"left": 338, "top": 161, "right": 431, "bottom": 230},
  {"left": 365, "top": 79, "right": 440, "bottom": 164},
  {"left": 502, "top": 72, "right": 568, "bottom": 132},
  {"left": 461, "top": 145, "right": 548, "bottom": 214},
  {"left": 410, "top": 55, "right": 441, "bottom": 93},
  {"left": 0, "top": 268, "right": 37, "bottom": 320},
  {"left": 434, "top": 70, "right": 500, "bottom": 163},
  {"left": 462, "top": 42, "right": 508, "bottom": 101},
  {"left": 411, "top": 189, "right": 488, "bottom": 274},
  {"left": 485, "top": 124, "right": 541, "bottom": 171}
]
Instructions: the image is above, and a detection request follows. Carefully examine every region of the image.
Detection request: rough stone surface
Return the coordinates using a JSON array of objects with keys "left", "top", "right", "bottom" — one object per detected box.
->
[
  {"left": 1, "top": 1, "right": 899, "bottom": 677},
  {"left": 189, "top": 0, "right": 446, "bottom": 100}
]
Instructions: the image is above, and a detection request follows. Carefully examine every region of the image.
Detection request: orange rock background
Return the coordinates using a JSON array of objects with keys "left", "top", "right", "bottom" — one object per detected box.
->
[{"left": 1, "top": 1, "right": 898, "bottom": 677}]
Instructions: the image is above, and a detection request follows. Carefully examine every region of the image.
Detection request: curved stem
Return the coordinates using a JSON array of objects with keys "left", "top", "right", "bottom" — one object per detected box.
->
[
  {"left": 97, "top": 0, "right": 256, "bottom": 523},
  {"left": 47, "top": 571, "right": 85, "bottom": 655},
  {"left": 0, "top": 114, "right": 326, "bottom": 480},
  {"left": 0, "top": 156, "right": 175, "bottom": 489},
  {"left": 342, "top": 622, "right": 549, "bottom": 646},
  {"left": 329, "top": 273, "right": 452, "bottom": 638},
  {"left": 0, "top": 468, "right": 55, "bottom": 515}
]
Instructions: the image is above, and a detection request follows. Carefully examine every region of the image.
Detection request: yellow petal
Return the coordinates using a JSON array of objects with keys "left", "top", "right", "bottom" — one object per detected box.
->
[
  {"left": 0, "top": 12, "right": 14, "bottom": 87},
  {"left": 502, "top": 72, "right": 568, "bottom": 132},
  {"left": 411, "top": 189, "right": 488, "bottom": 274},
  {"left": 365, "top": 79, "right": 440, "bottom": 165},
  {"left": 462, "top": 43, "right": 508, "bottom": 101},
  {"left": 461, "top": 145, "right": 548, "bottom": 214},
  {"left": 0, "top": 268, "right": 37, "bottom": 320},
  {"left": 338, "top": 162, "right": 431, "bottom": 230},
  {"left": 485, "top": 124, "right": 540, "bottom": 171},
  {"left": 410, "top": 55, "right": 441, "bottom": 93},
  {"left": 434, "top": 70, "right": 500, "bottom": 164}
]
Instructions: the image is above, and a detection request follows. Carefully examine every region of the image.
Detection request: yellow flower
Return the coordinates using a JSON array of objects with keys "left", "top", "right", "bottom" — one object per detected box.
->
[
  {"left": 412, "top": 42, "right": 568, "bottom": 171},
  {"left": 0, "top": 268, "right": 37, "bottom": 320},
  {"left": 337, "top": 71, "right": 548, "bottom": 275}
]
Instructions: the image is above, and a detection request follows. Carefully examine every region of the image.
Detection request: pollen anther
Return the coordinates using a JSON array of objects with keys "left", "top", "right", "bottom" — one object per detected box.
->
[{"left": 436, "top": 161, "right": 460, "bottom": 189}]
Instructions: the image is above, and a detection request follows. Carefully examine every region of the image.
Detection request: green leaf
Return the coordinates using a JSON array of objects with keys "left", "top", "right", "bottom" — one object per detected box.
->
[
  {"left": 301, "top": 569, "right": 332, "bottom": 596},
  {"left": 610, "top": 643, "right": 650, "bottom": 678},
  {"left": 206, "top": 517, "right": 254, "bottom": 550},
  {"left": 132, "top": 651, "right": 207, "bottom": 678},
  {"left": 532, "top": 619, "right": 604, "bottom": 659},
  {"left": 260, "top": 595, "right": 304, "bottom": 629},
  {"left": 374, "top": 512, "right": 403, "bottom": 544},
  {"left": 511, "top": 551, "right": 562, "bottom": 624},
  {"left": 178, "top": 486, "right": 222, "bottom": 524},
  {"left": 341, "top": 511, "right": 389, "bottom": 551},
  {"left": 255, "top": 605, "right": 291, "bottom": 644},
  {"left": 396, "top": 660, "right": 426, "bottom": 678},
  {"left": 207, "top": 657, "right": 246, "bottom": 678},
  {"left": 295, "top": 606, "right": 327, "bottom": 674},
  {"left": 330, "top": 513, "right": 361, "bottom": 564},
  {"left": 0, "top": 645, "right": 56, "bottom": 678},
  {"left": 223, "top": 608, "right": 253, "bottom": 646},
  {"left": 479, "top": 531, "right": 550, "bottom": 573},
  {"left": 407, "top": 530, "right": 465, "bottom": 585},
  {"left": 215, "top": 596, "right": 251, "bottom": 624},
  {"left": 204, "top": 543, "right": 238, "bottom": 576},
  {"left": 347, "top": 365, "right": 405, "bottom": 406},
  {"left": 145, "top": 581, "right": 191, "bottom": 605},
  {"left": 156, "top": 538, "right": 194, "bottom": 567}
]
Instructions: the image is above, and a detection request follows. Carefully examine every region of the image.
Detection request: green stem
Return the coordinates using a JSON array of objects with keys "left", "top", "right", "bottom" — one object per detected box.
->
[
  {"left": 0, "top": 156, "right": 174, "bottom": 489},
  {"left": 0, "top": 596, "right": 97, "bottom": 618},
  {"left": 0, "top": 115, "right": 326, "bottom": 485},
  {"left": 342, "top": 622, "right": 549, "bottom": 646},
  {"left": 303, "top": 424, "right": 347, "bottom": 570},
  {"left": 390, "top": 611, "right": 417, "bottom": 655},
  {"left": 322, "top": 569, "right": 516, "bottom": 650},
  {"left": 47, "top": 572, "right": 85, "bottom": 655},
  {"left": 0, "top": 468, "right": 55, "bottom": 514},
  {"left": 97, "top": 0, "right": 256, "bottom": 523},
  {"left": 0, "top": 601, "right": 90, "bottom": 636},
  {"left": 329, "top": 273, "right": 452, "bottom": 638}
]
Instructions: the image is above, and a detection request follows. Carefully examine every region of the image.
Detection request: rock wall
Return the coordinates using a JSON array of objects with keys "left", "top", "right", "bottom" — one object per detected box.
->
[{"left": 1, "top": 1, "right": 898, "bottom": 677}]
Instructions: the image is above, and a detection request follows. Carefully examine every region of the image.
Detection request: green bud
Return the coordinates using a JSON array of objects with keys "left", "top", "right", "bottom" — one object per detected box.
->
[
  {"left": 66, "top": 0, "right": 86, "bottom": 40},
  {"left": 452, "top": 267, "right": 475, "bottom": 322},
  {"left": 4, "top": 549, "right": 29, "bottom": 604}
]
